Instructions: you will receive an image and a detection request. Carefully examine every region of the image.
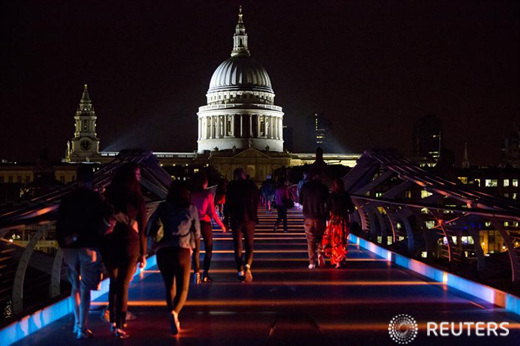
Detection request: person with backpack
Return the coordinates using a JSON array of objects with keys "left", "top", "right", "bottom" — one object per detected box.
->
[{"left": 147, "top": 180, "right": 201, "bottom": 335}]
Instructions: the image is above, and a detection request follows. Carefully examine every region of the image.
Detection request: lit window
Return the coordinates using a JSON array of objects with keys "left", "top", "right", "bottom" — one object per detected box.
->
[
  {"left": 375, "top": 192, "right": 383, "bottom": 197},
  {"left": 458, "top": 177, "right": 468, "bottom": 184},
  {"left": 504, "top": 179, "right": 510, "bottom": 187},
  {"left": 485, "top": 179, "right": 498, "bottom": 187},
  {"left": 513, "top": 179, "right": 519, "bottom": 187},
  {"left": 421, "top": 190, "right": 432, "bottom": 198}
]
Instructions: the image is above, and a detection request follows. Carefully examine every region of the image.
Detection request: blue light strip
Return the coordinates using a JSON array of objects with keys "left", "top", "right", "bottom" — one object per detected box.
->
[
  {"left": 350, "top": 234, "right": 520, "bottom": 317},
  {"left": 0, "top": 255, "right": 157, "bottom": 346}
]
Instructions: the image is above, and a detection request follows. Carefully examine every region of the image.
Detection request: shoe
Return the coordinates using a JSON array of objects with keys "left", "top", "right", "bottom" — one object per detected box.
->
[
  {"left": 170, "top": 311, "right": 181, "bottom": 335},
  {"left": 126, "top": 310, "right": 136, "bottom": 321},
  {"left": 110, "top": 323, "right": 116, "bottom": 333},
  {"left": 100, "top": 306, "right": 110, "bottom": 323},
  {"left": 76, "top": 328, "right": 94, "bottom": 339},
  {"left": 238, "top": 270, "right": 245, "bottom": 282},
  {"left": 317, "top": 254, "right": 325, "bottom": 268},
  {"left": 244, "top": 265, "right": 253, "bottom": 283},
  {"left": 114, "top": 328, "right": 129, "bottom": 339},
  {"left": 308, "top": 264, "right": 316, "bottom": 269},
  {"left": 193, "top": 272, "right": 201, "bottom": 284},
  {"left": 202, "top": 271, "right": 213, "bottom": 282}
]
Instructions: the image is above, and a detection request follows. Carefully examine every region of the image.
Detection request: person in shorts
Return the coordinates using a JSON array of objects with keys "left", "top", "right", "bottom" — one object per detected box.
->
[{"left": 56, "top": 165, "right": 109, "bottom": 339}]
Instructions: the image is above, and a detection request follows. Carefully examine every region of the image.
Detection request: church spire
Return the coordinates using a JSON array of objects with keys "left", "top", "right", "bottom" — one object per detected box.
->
[
  {"left": 78, "top": 84, "right": 94, "bottom": 113},
  {"left": 231, "top": 6, "right": 250, "bottom": 57}
]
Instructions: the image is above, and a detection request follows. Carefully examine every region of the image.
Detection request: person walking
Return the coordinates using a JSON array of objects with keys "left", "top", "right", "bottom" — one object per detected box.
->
[
  {"left": 299, "top": 171, "right": 329, "bottom": 269},
  {"left": 101, "top": 163, "right": 147, "bottom": 339},
  {"left": 56, "top": 165, "right": 109, "bottom": 339},
  {"left": 224, "top": 167, "right": 259, "bottom": 283},
  {"left": 273, "top": 178, "right": 290, "bottom": 233},
  {"left": 147, "top": 180, "right": 200, "bottom": 335},
  {"left": 322, "top": 178, "right": 355, "bottom": 268},
  {"left": 296, "top": 171, "right": 310, "bottom": 207},
  {"left": 191, "top": 172, "right": 227, "bottom": 283},
  {"left": 261, "top": 174, "right": 276, "bottom": 214}
]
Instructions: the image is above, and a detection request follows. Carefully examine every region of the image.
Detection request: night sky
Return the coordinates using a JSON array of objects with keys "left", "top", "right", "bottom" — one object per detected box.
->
[{"left": 1, "top": 0, "right": 518, "bottom": 165}]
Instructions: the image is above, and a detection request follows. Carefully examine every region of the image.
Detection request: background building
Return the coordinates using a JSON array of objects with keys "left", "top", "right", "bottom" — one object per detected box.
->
[
  {"left": 501, "top": 125, "right": 520, "bottom": 168},
  {"left": 197, "top": 7, "right": 284, "bottom": 154},
  {"left": 64, "top": 85, "right": 101, "bottom": 163},
  {"left": 305, "top": 113, "right": 333, "bottom": 152},
  {"left": 412, "top": 114, "right": 443, "bottom": 167}
]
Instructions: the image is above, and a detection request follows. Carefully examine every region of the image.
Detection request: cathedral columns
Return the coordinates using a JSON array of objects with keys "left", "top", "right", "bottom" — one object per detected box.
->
[{"left": 240, "top": 114, "right": 243, "bottom": 137}]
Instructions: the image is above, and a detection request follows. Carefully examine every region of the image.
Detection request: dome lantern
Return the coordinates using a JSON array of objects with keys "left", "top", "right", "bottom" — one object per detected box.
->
[{"left": 231, "top": 5, "right": 250, "bottom": 57}]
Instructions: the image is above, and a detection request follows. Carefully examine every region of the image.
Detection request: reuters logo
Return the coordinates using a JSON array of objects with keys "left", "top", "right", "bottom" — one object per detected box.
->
[{"left": 389, "top": 314, "right": 418, "bottom": 344}]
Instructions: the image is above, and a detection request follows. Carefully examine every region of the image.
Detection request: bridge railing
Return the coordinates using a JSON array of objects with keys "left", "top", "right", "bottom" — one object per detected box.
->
[
  {"left": 344, "top": 149, "right": 520, "bottom": 289},
  {"left": 0, "top": 150, "right": 171, "bottom": 326}
]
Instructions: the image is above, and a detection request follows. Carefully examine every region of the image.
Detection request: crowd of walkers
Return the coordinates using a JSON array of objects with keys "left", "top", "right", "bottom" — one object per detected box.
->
[{"left": 56, "top": 164, "right": 353, "bottom": 340}]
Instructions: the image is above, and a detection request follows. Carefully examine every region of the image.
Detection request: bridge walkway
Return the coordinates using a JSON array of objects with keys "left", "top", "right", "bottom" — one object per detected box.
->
[{"left": 13, "top": 208, "right": 520, "bottom": 345}]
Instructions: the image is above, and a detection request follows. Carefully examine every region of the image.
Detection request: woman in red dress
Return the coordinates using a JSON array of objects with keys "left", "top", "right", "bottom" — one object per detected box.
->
[{"left": 322, "top": 178, "right": 354, "bottom": 268}]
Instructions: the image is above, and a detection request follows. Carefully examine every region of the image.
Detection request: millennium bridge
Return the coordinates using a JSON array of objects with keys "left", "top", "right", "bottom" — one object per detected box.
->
[{"left": 0, "top": 150, "right": 519, "bottom": 345}]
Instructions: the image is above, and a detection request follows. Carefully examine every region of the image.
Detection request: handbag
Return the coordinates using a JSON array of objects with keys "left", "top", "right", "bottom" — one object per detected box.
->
[{"left": 147, "top": 204, "right": 165, "bottom": 251}]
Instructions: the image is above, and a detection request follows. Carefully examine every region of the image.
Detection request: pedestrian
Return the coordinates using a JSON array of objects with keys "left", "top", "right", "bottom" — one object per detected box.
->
[
  {"left": 322, "top": 178, "right": 354, "bottom": 268},
  {"left": 191, "top": 172, "right": 227, "bottom": 283},
  {"left": 56, "top": 165, "right": 109, "bottom": 339},
  {"left": 225, "top": 167, "right": 259, "bottom": 283},
  {"left": 298, "top": 171, "right": 329, "bottom": 269},
  {"left": 147, "top": 180, "right": 200, "bottom": 335},
  {"left": 101, "top": 163, "right": 147, "bottom": 339},
  {"left": 296, "top": 171, "right": 310, "bottom": 208},
  {"left": 261, "top": 174, "right": 276, "bottom": 213},
  {"left": 273, "top": 177, "right": 290, "bottom": 233}
]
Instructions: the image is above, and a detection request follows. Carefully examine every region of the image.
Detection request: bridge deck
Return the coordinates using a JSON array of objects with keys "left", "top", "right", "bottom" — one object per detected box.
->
[{"left": 13, "top": 209, "right": 520, "bottom": 345}]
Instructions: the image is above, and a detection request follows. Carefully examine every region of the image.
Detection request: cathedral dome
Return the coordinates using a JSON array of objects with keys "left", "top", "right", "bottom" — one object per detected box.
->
[{"left": 208, "top": 56, "right": 273, "bottom": 94}]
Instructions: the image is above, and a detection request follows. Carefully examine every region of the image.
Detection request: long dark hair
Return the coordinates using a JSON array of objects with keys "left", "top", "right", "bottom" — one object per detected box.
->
[
  {"left": 166, "top": 180, "right": 191, "bottom": 209},
  {"left": 106, "top": 163, "right": 142, "bottom": 209},
  {"left": 191, "top": 172, "right": 208, "bottom": 192}
]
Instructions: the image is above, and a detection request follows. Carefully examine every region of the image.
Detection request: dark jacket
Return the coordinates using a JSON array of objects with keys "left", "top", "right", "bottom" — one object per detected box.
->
[
  {"left": 299, "top": 179, "right": 329, "bottom": 220},
  {"left": 56, "top": 187, "right": 108, "bottom": 248},
  {"left": 225, "top": 179, "right": 259, "bottom": 225}
]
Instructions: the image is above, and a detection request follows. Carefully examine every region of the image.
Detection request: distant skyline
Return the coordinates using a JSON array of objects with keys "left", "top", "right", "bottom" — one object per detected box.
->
[{"left": 1, "top": 1, "right": 518, "bottom": 165}]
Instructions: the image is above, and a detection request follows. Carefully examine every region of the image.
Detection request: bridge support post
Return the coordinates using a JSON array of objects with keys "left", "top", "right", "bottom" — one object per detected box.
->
[
  {"left": 13, "top": 226, "right": 44, "bottom": 314},
  {"left": 50, "top": 248, "right": 63, "bottom": 297}
]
